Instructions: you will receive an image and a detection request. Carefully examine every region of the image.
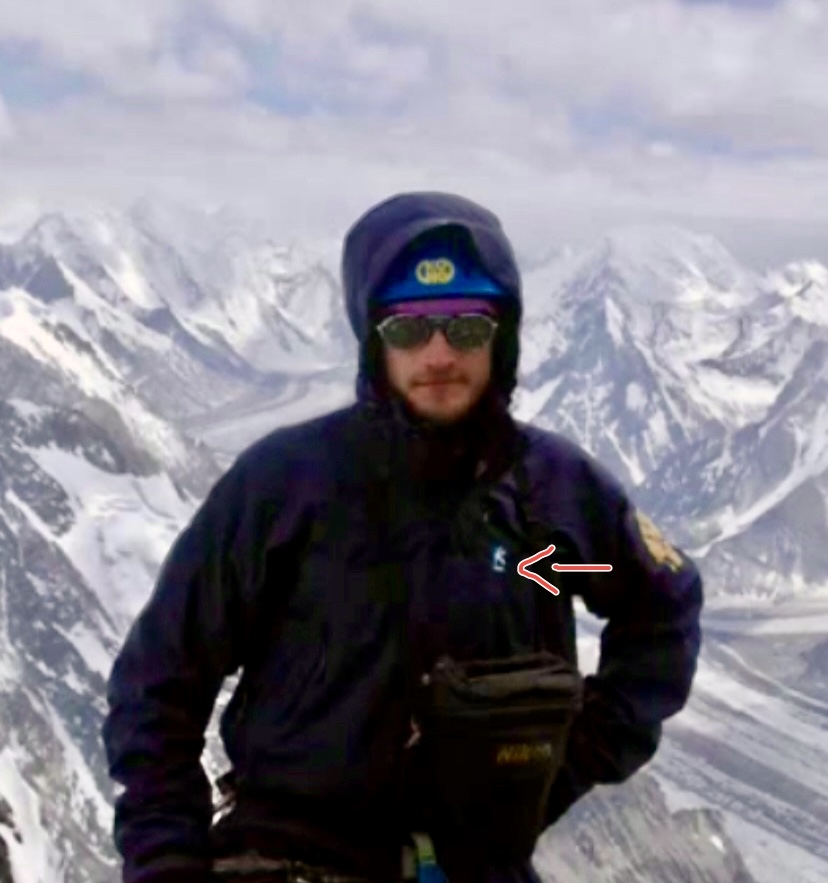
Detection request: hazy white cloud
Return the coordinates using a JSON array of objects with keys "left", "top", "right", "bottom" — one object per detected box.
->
[
  {"left": 0, "top": 0, "right": 250, "bottom": 100},
  {"left": 200, "top": 0, "right": 828, "bottom": 147},
  {"left": 0, "top": 0, "right": 180, "bottom": 58},
  {"left": 0, "top": 0, "right": 826, "bottom": 267},
  {"left": 0, "top": 90, "right": 13, "bottom": 141},
  {"left": 104, "top": 37, "right": 249, "bottom": 101}
]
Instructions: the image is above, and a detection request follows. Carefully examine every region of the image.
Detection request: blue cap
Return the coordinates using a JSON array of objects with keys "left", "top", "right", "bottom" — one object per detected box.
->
[{"left": 375, "top": 230, "right": 508, "bottom": 304}]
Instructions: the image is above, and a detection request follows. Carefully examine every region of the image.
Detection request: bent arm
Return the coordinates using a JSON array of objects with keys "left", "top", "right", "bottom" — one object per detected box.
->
[
  {"left": 546, "top": 494, "right": 703, "bottom": 824},
  {"left": 101, "top": 460, "right": 269, "bottom": 883}
]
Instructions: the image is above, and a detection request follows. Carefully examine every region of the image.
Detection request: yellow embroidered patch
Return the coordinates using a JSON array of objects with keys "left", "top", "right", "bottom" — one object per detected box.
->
[
  {"left": 415, "top": 257, "right": 456, "bottom": 285},
  {"left": 634, "top": 510, "right": 684, "bottom": 573}
]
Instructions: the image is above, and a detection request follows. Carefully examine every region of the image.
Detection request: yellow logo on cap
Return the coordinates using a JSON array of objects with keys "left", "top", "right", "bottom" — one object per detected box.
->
[{"left": 415, "top": 258, "right": 456, "bottom": 285}]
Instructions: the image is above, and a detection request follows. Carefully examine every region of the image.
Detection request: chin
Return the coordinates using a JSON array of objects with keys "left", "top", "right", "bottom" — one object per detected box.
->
[
  {"left": 420, "top": 409, "right": 467, "bottom": 425},
  {"left": 408, "top": 394, "right": 477, "bottom": 425}
]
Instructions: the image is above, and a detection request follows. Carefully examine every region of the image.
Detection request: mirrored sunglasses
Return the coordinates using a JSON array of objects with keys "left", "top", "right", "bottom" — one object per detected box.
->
[{"left": 375, "top": 313, "right": 499, "bottom": 351}]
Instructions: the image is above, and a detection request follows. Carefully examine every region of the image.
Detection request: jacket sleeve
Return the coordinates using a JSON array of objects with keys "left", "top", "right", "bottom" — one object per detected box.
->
[
  {"left": 545, "top": 483, "right": 704, "bottom": 825},
  {"left": 101, "top": 453, "right": 281, "bottom": 883}
]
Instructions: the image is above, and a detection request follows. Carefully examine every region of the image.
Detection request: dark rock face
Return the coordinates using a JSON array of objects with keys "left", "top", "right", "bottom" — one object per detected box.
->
[{"left": 0, "top": 797, "right": 17, "bottom": 883}]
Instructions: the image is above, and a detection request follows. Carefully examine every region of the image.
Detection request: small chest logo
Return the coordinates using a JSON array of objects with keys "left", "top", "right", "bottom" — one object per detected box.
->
[{"left": 491, "top": 544, "right": 507, "bottom": 573}]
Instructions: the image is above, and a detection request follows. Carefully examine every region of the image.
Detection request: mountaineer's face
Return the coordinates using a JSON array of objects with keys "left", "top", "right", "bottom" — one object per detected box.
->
[{"left": 377, "top": 310, "right": 497, "bottom": 424}]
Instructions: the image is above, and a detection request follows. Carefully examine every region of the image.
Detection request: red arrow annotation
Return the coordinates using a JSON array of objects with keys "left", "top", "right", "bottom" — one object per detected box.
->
[{"left": 516, "top": 543, "right": 612, "bottom": 596}]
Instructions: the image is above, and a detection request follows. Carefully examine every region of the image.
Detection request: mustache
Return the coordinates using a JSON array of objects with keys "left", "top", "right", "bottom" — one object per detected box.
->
[{"left": 411, "top": 372, "right": 469, "bottom": 386}]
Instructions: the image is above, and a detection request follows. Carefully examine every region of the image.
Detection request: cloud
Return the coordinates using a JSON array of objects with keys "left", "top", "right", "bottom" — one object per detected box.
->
[
  {"left": 0, "top": 0, "right": 249, "bottom": 100},
  {"left": 198, "top": 0, "right": 828, "bottom": 148},
  {"left": 0, "top": 87, "right": 14, "bottom": 141},
  {"left": 0, "top": 0, "right": 826, "bottom": 268}
]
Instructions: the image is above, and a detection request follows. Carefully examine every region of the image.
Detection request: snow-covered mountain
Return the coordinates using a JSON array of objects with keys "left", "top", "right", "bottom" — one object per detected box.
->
[
  {"left": 514, "top": 226, "right": 828, "bottom": 601},
  {"left": 1, "top": 202, "right": 826, "bottom": 882},
  {"left": 518, "top": 226, "right": 763, "bottom": 477},
  {"left": 0, "top": 209, "right": 234, "bottom": 881},
  {"left": 569, "top": 597, "right": 828, "bottom": 883},
  {"left": 0, "top": 204, "right": 355, "bottom": 424},
  {"left": 535, "top": 770, "right": 757, "bottom": 883},
  {"left": 0, "top": 403, "right": 208, "bottom": 881},
  {"left": 0, "top": 331, "right": 225, "bottom": 880}
]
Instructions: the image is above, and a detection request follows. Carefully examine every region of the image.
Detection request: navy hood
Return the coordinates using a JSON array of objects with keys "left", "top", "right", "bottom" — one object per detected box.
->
[{"left": 341, "top": 192, "right": 523, "bottom": 400}]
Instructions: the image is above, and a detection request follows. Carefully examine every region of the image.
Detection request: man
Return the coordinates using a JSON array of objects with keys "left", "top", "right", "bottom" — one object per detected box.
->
[{"left": 102, "top": 192, "right": 703, "bottom": 883}]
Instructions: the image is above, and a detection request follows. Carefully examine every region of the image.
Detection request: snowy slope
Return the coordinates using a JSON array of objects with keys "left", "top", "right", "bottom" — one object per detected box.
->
[
  {"left": 0, "top": 396, "right": 211, "bottom": 883},
  {"left": 0, "top": 234, "right": 227, "bottom": 881},
  {"left": 182, "top": 368, "right": 356, "bottom": 464},
  {"left": 566, "top": 598, "right": 828, "bottom": 883},
  {"left": 519, "top": 226, "right": 767, "bottom": 485},
  {"left": 653, "top": 600, "right": 828, "bottom": 883},
  {"left": 640, "top": 339, "right": 828, "bottom": 597},
  {"left": 535, "top": 770, "right": 757, "bottom": 883},
  {"left": 0, "top": 286, "right": 216, "bottom": 498}
]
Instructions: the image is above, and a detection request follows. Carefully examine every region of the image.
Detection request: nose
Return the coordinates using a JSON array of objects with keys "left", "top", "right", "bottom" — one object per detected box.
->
[{"left": 421, "top": 329, "right": 457, "bottom": 365}]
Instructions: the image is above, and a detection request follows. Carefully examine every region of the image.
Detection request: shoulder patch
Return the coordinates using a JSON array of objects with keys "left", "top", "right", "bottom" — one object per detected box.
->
[{"left": 634, "top": 510, "right": 684, "bottom": 573}]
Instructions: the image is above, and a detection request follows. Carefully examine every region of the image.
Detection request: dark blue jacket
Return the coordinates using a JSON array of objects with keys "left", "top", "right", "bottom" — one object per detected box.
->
[{"left": 102, "top": 193, "right": 703, "bottom": 883}]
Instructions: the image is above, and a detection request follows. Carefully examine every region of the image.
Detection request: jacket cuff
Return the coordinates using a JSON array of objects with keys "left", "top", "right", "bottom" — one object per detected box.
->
[{"left": 545, "top": 756, "right": 595, "bottom": 826}]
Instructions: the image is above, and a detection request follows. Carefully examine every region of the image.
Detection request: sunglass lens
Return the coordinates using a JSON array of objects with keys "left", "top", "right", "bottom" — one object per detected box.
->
[
  {"left": 445, "top": 315, "right": 497, "bottom": 350},
  {"left": 377, "top": 315, "right": 431, "bottom": 349}
]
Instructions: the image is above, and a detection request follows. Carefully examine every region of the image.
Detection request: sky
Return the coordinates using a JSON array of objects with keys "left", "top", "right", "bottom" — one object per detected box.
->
[{"left": 0, "top": 0, "right": 827, "bottom": 269}]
